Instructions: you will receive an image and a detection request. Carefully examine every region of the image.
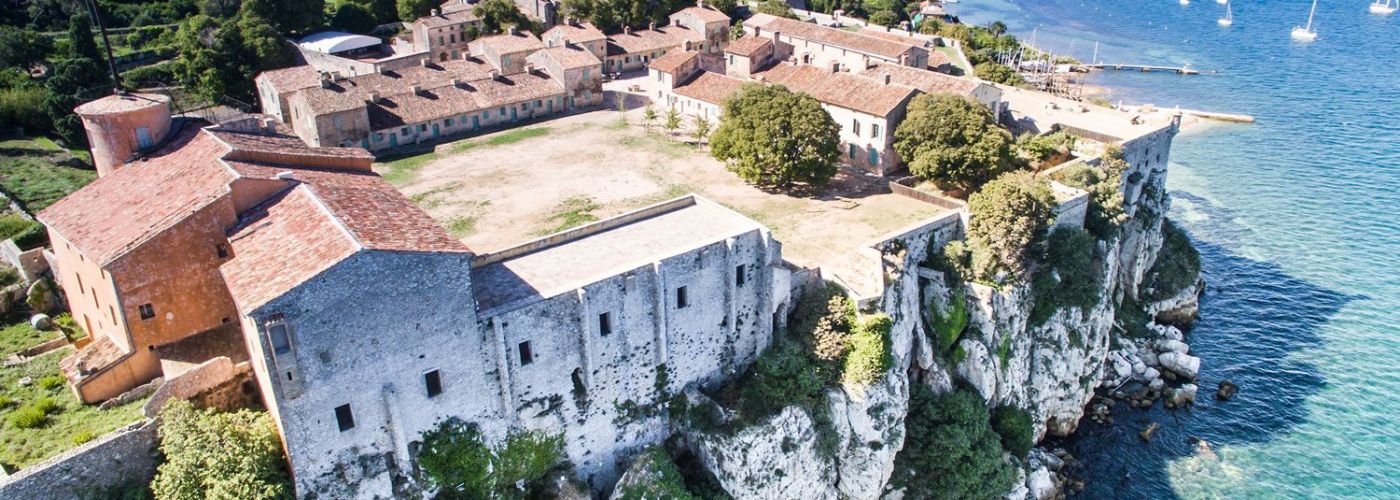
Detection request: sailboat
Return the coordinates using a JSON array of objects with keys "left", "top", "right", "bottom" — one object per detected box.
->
[
  {"left": 1292, "top": 0, "right": 1319, "bottom": 41},
  {"left": 1180, "top": 0, "right": 1190, "bottom": 5},
  {"left": 1216, "top": 0, "right": 1227, "bottom": 4},
  {"left": 1219, "top": 0, "right": 1234, "bottom": 26},
  {"left": 1370, "top": 0, "right": 1397, "bottom": 15}
]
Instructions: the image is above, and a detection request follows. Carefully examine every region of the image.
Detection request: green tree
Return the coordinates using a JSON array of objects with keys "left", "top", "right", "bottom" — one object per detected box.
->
[
  {"left": 475, "top": 0, "right": 534, "bottom": 33},
  {"left": 238, "top": 0, "right": 326, "bottom": 35},
  {"left": 0, "top": 27, "right": 54, "bottom": 69},
  {"left": 615, "top": 447, "right": 700, "bottom": 500},
  {"left": 988, "top": 20, "right": 1009, "bottom": 36},
  {"left": 44, "top": 57, "right": 108, "bottom": 146},
  {"left": 397, "top": 0, "right": 436, "bottom": 21},
  {"left": 755, "top": 0, "right": 799, "bottom": 19},
  {"left": 893, "top": 93, "right": 1015, "bottom": 193},
  {"left": 868, "top": 10, "right": 898, "bottom": 28},
  {"left": 710, "top": 83, "right": 840, "bottom": 188},
  {"left": 974, "top": 61, "right": 1026, "bottom": 86},
  {"left": 417, "top": 419, "right": 565, "bottom": 499},
  {"left": 663, "top": 108, "right": 680, "bottom": 135},
  {"left": 331, "top": 2, "right": 379, "bottom": 34},
  {"left": 151, "top": 400, "right": 291, "bottom": 500},
  {"left": 642, "top": 104, "right": 657, "bottom": 132},
  {"left": 67, "top": 13, "right": 103, "bottom": 63},
  {"left": 990, "top": 405, "right": 1033, "bottom": 459},
  {"left": 1030, "top": 226, "right": 1101, "bottom": 324},
  {"left": 364, "top": 0, "right": 400, "bottom": 25},
  {"left": 964, "top": 171, "right": 1055, "bottom": 281},
  {"left": 891, "top": 386, "right": 1017, "bottom": 499},
  {"left": 690, "top": 114, "right": 711, "bottom": 144}
]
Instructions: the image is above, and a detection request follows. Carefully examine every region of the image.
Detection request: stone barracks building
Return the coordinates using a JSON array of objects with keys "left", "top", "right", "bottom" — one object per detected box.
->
[{"left": 43, "top": 92, "right": 792, "bottom": 497}]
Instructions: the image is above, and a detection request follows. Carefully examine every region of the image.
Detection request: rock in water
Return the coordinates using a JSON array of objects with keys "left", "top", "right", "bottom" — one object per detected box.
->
[
  {"left": 1139, "top": 422, "right": 1160, "bottom": 442},
  {"left": 1157, "top": 352, "right": 1201, "bottom": 379},
  {"left": 1216, "top": 380, "right": 1239, "bottom": 401}
]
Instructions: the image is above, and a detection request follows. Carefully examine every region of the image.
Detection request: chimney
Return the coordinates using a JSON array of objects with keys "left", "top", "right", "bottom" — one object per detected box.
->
[
  {"left": 624, "top": 25, "right": 632, "bottom": 35},
  {"left": 319, "top": 73, "right": 332, "bottom": 88},
  {"left": 830, "top": 61, "right": 840, "bottom": 73},
  {"left": 366, "top": 90, "right": 380, "bottom": 103},
  {"left": 649, "top": 21, "right": 657, "bottom": 31},
  {"left": 275, "top": 171, "right": 295, "bottom": 180},
  {"left": 881, "top": 72, "right": 891, "bottom": 85},
  {"left": 421, "top": 58, "right": 433, "bottom": 67},
  {"left": 431, "top": 8, "right": 440, "bottom": 16},
  {"left": 262, "top": 117, "right": 278, "bottom": 134},
  {"left": 489, "top": 69, "right": 501, "bottom": 80},
  {"left": 411, "top": 84, "right": 422, "bottom": 94},
  {"left": 697, "top": 0, "right": 705, "bottom": 8},
  {"left": 451, "top": 78, "right": 463, "bottom": 88},
  {"left": 508, "top": 25, "right": 519, "bottom": 36},
  {"left": 772, "top": 30, "right": 781, "bottom": 43},
  {"left": 524, "top": 64, "right": 535, "bottom": 74},
  {"left": 562, "top": 37, "right": 571, "bottom": 47}
]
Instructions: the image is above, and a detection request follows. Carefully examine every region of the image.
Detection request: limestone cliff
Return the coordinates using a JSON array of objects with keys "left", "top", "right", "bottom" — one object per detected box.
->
[{"left": 667, "top": 140, "right": 1204, "bottom": 499}]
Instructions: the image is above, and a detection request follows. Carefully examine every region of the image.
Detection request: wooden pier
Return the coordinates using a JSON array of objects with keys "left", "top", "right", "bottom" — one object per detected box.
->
[{"left": 1086, "top": 63, "right": 1200, "bottom": 75}]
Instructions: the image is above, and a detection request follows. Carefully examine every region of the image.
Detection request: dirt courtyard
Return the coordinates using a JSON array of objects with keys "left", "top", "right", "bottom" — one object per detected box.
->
[{"left": 375, "top": 105, "right": 952, "bottom": 292}]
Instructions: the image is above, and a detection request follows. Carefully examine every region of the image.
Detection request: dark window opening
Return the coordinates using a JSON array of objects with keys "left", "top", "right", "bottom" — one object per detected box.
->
[
  {"left": 138, "top": 303, "right": 155, "bottom": 320},
  {"left": 424, "top": 370, "right": 443, "bottom": 398},
  {"left": 518, "top": 341, "right": 534, "bottom": 365},
  {"left": 598, "top": 312, "right": 611, "bottom": 336},
  {"left": 676, "top": 286, "right": 689, "bottom": 309},
  {"left": 269, "top": 324, "right": 292, "bottom": 355},
  {"left": 334, "top": 404, "right": 355, "bottom": 431},
  {"left": 735, "top": 265, "right": 746, "bottom": 286}
]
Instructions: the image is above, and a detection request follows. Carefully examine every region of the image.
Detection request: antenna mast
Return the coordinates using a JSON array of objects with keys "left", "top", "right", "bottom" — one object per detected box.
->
[{"left": 83, "top": 0, "right": 124, "bottom": 94}]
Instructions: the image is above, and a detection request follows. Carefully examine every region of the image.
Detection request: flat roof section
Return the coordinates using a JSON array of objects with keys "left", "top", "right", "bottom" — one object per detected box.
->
[{"left": 472, "top": 196, "right": 765, "bottom": 316}]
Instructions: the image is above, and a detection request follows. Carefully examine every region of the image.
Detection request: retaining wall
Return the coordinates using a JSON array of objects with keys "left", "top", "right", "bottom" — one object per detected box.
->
[{"left": 0, "top": 420, "right": 160, "bottom": 499}]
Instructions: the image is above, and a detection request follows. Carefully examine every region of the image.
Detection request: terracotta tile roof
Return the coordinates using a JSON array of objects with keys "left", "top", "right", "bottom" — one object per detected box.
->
[
  {"left": 73, "top": 92, "right": 169, "bottom": 115},
  {"left": 416, "top": 8, "right": 479, "bottom": 28},
  {"left": 60, "top": 337, "right": 126, "bottom": 382},
  {"left": 724, "top": 35, "right": 772, "bottom": 58},
  {"left": 365, "top": 71, "right": 564, "bottom": 130},
  {"left": 533, "top": 45, "right": 602, "bottom": 70},
  {"left": 754, "top": 63, "right": 916, "bottom": 117},
  {"left": 222, "top": 166, "right": 468, "bottom": 311},
  {"left": 545, "top": 22, "right": 608, "bottom": 44},
  {"left": 209, "top": 127, "right": 374, "bottom": 165},
  {"left": 927, "top": 48, "right": 952, "bottom": 69},
  {"left": 38, "top": 124, "right": 234, "bottom": 266},
  {"left": 440, "top": 0, "right": 475, "bottom": 14},
  {"left": 471, "top": 31, "right": 544, "bottom": 55},
  {"left": 674, "top": 71, "right": 745, "bottom": 105},
  {"left": 859, "top": 62, "right": 979, "bottom": 95},
  {"left": 606, "top": 27, "right": 704, "bottom": 56},
  {"left": 857, "top": 28, "right": 931, "bottom": 48},
  {"left": 745, "top": 14, "right": 913, "bottom": 60},
  {"left": 649, "top": 50, "right": 699, "bottom": 74},
  {"left": 257, "top": 65, "right": 323, "bottom": 93},
  {"left": 673, "top": 5, "right": 731, "bottom": 23},
  {"left": 295, "top": 59, "right": 496, "bottom": 116}
]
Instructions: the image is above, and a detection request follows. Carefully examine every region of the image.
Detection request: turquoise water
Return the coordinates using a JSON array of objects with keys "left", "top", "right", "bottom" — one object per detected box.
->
[{"left": 949, "top": 0, "right": 1400, "bottom": 498}]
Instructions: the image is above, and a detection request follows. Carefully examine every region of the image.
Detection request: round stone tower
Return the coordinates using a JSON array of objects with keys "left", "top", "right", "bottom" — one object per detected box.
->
[{"left": 73, "top": 92, "right": 173, "bottom": 177}]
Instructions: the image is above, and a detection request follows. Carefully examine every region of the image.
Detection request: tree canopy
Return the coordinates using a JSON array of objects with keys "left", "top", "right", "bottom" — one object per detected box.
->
[
  {"left": 417, "top": 419, "right": 565, "bottom": 499},
  {"left": 710, "top": 83, "right": 841, "bottom": 189},
  {"left": 150, "top": 400, "right": 291, "bottom": 500},
  {"left": 960, "top": 171, "right": 1056, "bottom": 282},
  {"left": 331, "top": 2, "right": 379, "bottom": 34},
  {"left": 893, "top": 93, "right": 1015, "bottom": 193},
  {"left": 474, "top": 0, "right": 536, "bottom": 34},
  {"left": 171, "top": 10, "right": 295, "bottom": 105},
  {"left": 559, "top": 0, "right": 694, "bottom": 32},
  {"left": 67, "top": 14, "right": 103, "bottom": 63},
  {"left": 891, "top": 386, "right": 1018, "bottom": 499},
  {"left": 0, "top": 27, "right": 54, "bottom": 69}
]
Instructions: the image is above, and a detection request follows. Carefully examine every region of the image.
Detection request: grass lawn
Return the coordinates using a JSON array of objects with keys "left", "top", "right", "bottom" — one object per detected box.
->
[
  {"left": 0, "top": 136, "right": 98, "bottom": 212},
  {"left": 377, "top": 127, "right": 553, "bottom": 186},
  {"left": 0, "top": 317, "right": 148, "bottom": 471},
  {"left": 937, "top": 46, "right": 971, "bottom": 75}
]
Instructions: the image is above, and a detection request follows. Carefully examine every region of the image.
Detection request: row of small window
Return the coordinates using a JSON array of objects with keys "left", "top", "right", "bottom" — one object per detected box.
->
[
  {"left": 332, "top": 369, "right": 444, "bottom": 432},
  {"left": 851, "top": 119, "right": 881, "bottom": 139}
]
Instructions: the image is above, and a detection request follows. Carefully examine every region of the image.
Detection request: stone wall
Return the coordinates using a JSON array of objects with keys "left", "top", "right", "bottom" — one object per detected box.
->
[{"left": 0, "top": 420, "right": 159, "bottom": 500}]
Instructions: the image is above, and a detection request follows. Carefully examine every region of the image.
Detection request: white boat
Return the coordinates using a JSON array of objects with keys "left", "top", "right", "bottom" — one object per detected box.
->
[
  {"left": 1219, "top": 1, "right": 1234, "bottom": 25},
  {"left": 1216, "top": 0, "right": 1227, "bottom": 4},
  {"left": 1292, "top": 0, "right": 1318, "bottom": 41},
  {"left": 1370, "top": 0, "right": 1397, "bottom": 15},
  {"left": 1180, "top": 0, "right": 1190, "bottom": 5}
]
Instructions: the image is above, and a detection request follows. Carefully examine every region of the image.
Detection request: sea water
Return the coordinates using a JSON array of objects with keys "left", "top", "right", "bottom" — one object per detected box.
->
[{"left": 946, "top": 0, "right": 1400, "bottom": 497}]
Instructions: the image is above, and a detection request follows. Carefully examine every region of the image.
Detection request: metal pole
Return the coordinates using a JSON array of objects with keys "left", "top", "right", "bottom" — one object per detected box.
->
[{"left": 83, "top": 0, "right": 124, "bottom": 93}]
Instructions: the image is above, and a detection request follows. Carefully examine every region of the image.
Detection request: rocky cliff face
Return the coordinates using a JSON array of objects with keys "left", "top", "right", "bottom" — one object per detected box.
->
[{"left": 670, "top": 143, "right": 1204, "bottom": 499}]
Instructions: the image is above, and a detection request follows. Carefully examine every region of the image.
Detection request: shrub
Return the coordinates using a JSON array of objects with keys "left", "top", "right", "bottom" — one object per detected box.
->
[
  {"left": 1143, "top": 219, "right": 1201, "bottom": 302},
  {"left": 812, "top": 294, "right": 856, "bottom": 363},
  {"left": 39, "top": 375, "right": 66, "bottom": 390},
  {"left": 891, "top": 386, "right": 1017, "bottom": 498},
  {"left": 926, "top": 284, "right": 968, "bottom": 357},
  {"left": 1059, "top": 146, "right": 1128, "bottom": 240},
  {"left": 0, "top": 213, "right": 38, "bottom": 241},
  {"left": 1029, "top": 227, "right": 1102, "bottom": 325},
  {"left": 121, "top": 63, "right": 177, "bottom": 86},
  {"left": 842, "top": 314, "right": 893, "bottom": 386},
  {"left": 72, "top": 430, "right": 98, "bottom": 445},
  {"left": 868, "top": 10, "right": 898, "bottom": 27},
  {"left": 893, "top": 93, "right": 1015, "bottom": 193},
  {"left": 0, "top": 395, "right": 14, "bottom": 409},
  {"left": 990, "top": 405, "right": 1034, "bottom": 459},
  {"left": 8, "top": 406, "right": 47, "bottom": 429},
  {"left": 417, "top": 419, "right": 564, "bottom": 499},
  {"left": 0, "top": 86, "right": 50, "bottom": 133},
  {"left": 1015, "top": 132, "right": 1076, "bottom": 167},
  {"left": 964, "top": 171, "right": 1056, "bottom": 282},
  {"left": 974, "top": 61, "right": 1026, "bottom": 86},
  {"left": 615, "top": 447, "right": 700, "bottom": 500},
  {"left": 151, "top": 401, "right": 291, "bottom": 500},
  {"left": 34, "top": 397, "right": 60, "bottom": 414}
]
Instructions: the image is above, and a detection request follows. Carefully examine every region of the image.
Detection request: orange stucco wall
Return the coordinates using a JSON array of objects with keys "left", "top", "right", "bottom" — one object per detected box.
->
[
  {"left": 107, "top": 198, "right": 241, "bottom": 350},
  {"left": 48, "top": 231, "right": 129, "bottom": 351}
]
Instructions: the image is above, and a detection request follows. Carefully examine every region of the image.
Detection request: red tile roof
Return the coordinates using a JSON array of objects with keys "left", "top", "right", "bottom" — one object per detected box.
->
[
  {"left": 754, "top": 63, "right": 917, "bottom": 117},
  {"left": 857, "top": 28, "right": 932, "bottom": 48},
  {"left": 38, "top": 124, "right": 235, "bottom": 266},
  {"left": 416, "top": 8, "right": 480, "bottom": 29},
  {"left": 674, "top": 71, "right": 746, "bottom": 105},
  {"left": 532, "top": 45, "right": 602, "bottom": 70},
  {"left": 545, "top": 22, "right": 608, "bottom": 44},
  {"left": 725, "top": 35, "right": 772, "bottom": 58},
  {"left": 649, "top": 50, "right": 700, "bottom": 74},
  {"left": 745, "top": 14, "right": 914, "bottom": 60},
  {"left": 364, "top": 71, "right": 564, "bottom": 130},
  {"left": 606, "top": 27, "right": 704, "bottom": 56},
  {"left": 673, "top": 6, "right": 731, "bottom": 23},
  {"left": 257, "top": 66, "right": 323, "bottom": 93},
  {"left": 471, "top": 31, "right": 544, "bottom": 55},
  {"left": 859, "top": 62, "right": 979, "bottom": 96},
  {"left": 221, "top": 165, "right": 468, "bottom": 310},
  {"left": 60, "top": 336, "right": 125, "bottom": 382}
]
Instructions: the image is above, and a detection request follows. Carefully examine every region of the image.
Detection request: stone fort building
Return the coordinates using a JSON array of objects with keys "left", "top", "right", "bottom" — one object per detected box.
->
[{"left": 41, "top": 93, "right": 791, "bottom": 497}]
